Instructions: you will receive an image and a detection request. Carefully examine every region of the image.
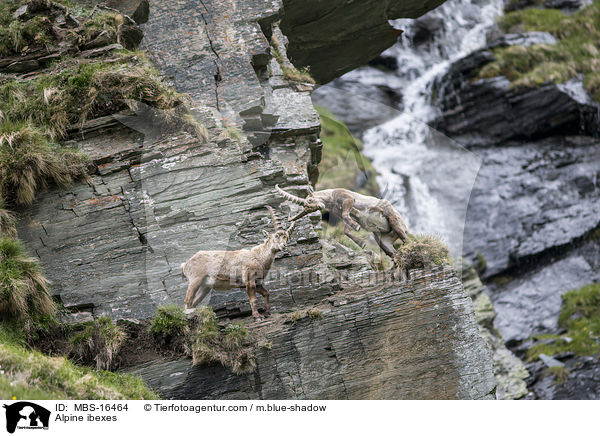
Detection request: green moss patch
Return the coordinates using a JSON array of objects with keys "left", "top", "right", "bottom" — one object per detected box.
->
[
  {"left": 527, "top": 283, "right": 600, "bottom": 360},
  {"left": 315, "top": 106, "right": 379, "bottom": 196},
  {"left": 478, "top": 1, "right": 600, "bottom": 101}
]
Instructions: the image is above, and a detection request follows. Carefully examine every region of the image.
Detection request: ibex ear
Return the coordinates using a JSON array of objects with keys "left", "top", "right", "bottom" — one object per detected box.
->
[{"left": 262, "top": 230, "right": 269, "bottom": 238}]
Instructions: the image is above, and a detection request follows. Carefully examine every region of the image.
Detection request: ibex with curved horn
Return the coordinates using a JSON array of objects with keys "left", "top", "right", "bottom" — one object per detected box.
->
[
  {"left": 181, "top": 206, "right": 295, "bottom": 320},
  {"left": 276, "top": 185, "right": 408, "bottom": 258}
]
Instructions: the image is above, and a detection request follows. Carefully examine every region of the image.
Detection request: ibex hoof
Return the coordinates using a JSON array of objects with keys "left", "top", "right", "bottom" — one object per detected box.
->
[
  {"left": 354, "top": 224, "right": 361, "bottom": 231},
  {"left": 184, "top": 308, "right": 195, "bottom": 315},
  {"left": 254, "top": 316, "right": 264, "bottom": 322}
]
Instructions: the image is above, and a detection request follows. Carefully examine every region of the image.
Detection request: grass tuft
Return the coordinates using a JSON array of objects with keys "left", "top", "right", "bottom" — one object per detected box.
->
[
  {"left": 68, "top": 317, "right": 125, "bottom": 371},
  {"left": 149, "top": 304, "right": 187, "bottom": 338},
  {"left": 544, "top": 366, "right": 569, "bottom": 385},
  {"left": 478, "top": 0, "right": 600, "bottom": 101},
  {"left": 0, "top": 237, "right": 55, "bottom": 322},
  {"left": 393, "top": 234, "right": 450, "bottom": 272},
  {"left": 0, "top": 122, "right": 88, "bottom": 205},
  {"left": 191, "top": 306, "right": 256, "bottom": 374}
]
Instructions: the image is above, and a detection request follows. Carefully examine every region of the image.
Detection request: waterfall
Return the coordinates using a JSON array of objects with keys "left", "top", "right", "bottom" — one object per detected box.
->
[{"left": 314, "top": 0, "right": 504, "bottom": 256}]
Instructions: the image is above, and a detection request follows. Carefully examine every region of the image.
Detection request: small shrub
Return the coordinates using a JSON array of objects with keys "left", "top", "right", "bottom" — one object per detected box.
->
[
  {"left": 394, "top": 234, "right": 450, "bottom": 272},
  {"left": 68, "top": 317, "right": 125, "bottom": 371},
  {"left": 0, "top": 237, "right": 55, "bottom": 321},
  {"left": 544, "top": 366, "right": 569, "bottom": 385},
  {"left": 307, "top": 309, "right": 322, "bottom": 319},
  {"left": 289, "top": 310, "right": 304, "bottom": 323},
  {"left": 150, "top": 304, "right": 187, "bottom": 337},
  {"left": 223, "top": 322, "right": 247, "bottom": 349},
  {"left": 190, "top": 307, "right": 256, "bottom": 374}
]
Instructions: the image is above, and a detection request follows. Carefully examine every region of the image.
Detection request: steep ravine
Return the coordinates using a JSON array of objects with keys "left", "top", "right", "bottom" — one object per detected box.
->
[{"left": 14, "top": 0, "right": 496, "bottom": 399}]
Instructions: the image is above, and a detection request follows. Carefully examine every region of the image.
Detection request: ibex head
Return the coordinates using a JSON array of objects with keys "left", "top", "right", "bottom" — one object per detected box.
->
[
  {"left": 275, "top": 185, "right": 325, "bottom": 221},
  {"left": 265, "top": 206, "right": 295, "bottom": 252}
]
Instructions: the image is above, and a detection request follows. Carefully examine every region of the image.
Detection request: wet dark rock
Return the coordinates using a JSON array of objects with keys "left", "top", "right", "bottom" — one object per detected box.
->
[
  {"left": 368, "top": 55, "right": 399, "bottom": 71},
  {"left": 279, "top": 0, "right": 446, "bottom": 83},
  {"left": 525, "top": 355, "right": 600, "bottom": 399},
  {"left": 434, "top": 68, "right": 600, "bottom": 146},
  {"left": 411, "top": 15, "right": 444, "bottom": 46},
  {"left": 487, "top": 31, "right": 558, "bottom": 49},
  {"left": 312, "top": 78, "right": 402, "bottom": 135}
]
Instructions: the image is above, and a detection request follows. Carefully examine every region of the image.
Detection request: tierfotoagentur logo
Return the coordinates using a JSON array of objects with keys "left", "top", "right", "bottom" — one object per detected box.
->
[{"left": 2, "top": 402, "right": 50, "bottom": 434}]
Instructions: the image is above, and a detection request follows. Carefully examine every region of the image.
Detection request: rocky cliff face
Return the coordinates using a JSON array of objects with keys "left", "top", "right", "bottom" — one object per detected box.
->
[
  {"left": 280, "top": 0, "right": 445, "bottom": 83},
  {"left": 15, "top": 0, "right": 496, "bottom": 399},
  {"left": 433, "top": 32, "right": 600, "bottom": 345},
  {"left": 431, "top": 4, "right": 600, "bottom": 398}
]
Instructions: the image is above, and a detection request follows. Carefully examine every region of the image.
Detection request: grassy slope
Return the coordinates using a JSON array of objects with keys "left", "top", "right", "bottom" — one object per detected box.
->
[
  {"left": 0, "top": 324, "right": 157, "bottom": 400},
  {"left": 478, "top": 0, "right": 600, "bottom": 101}
]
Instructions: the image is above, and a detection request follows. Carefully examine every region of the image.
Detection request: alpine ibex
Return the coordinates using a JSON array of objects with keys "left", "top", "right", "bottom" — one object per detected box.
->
[
  {"left": 276, "top": 185, "right": 408, "bottom": 258},
  {"left": 181, "top": 206, "right": 295, "bottom": 320}
]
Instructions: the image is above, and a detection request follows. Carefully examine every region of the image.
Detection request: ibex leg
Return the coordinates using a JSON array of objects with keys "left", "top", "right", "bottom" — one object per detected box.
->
[
  {"left": 373, "top": 232, "right": 396, "bottom": 258},
  {"left": 341, "top": 198, "right": 361, "bottom": 231},
  {"left": 256, "top": 283, "right": 271, "bottom": 316},
  {"left": 244, "top": 271, "right": 262, "bottom": 320},
  {"left": 185, "top": 277, "right": 209, "bottom": 309},
  {"left": 379, "top": 199, "right": 409, "bottom": 242},
  {"left": 344, "top": 224, "right": 366, "bottom": 248}
]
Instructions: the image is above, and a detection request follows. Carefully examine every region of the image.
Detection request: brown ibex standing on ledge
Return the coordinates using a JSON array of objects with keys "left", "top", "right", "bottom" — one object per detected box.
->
[
  {"left": 181, "top": 206, "right": 295, "bottom": 321},
  {"left": 276, "top": 185, "right": 409, "bottom": 258}
]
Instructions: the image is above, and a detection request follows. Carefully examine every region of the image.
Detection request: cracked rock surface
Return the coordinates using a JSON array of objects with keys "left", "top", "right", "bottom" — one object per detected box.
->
[{"left": 16, "top": 0, "right": 496, "bottom": 399}]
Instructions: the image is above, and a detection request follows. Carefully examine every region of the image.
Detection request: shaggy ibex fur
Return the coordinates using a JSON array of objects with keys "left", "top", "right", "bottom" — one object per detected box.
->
[
  {"left": 276, "top": 185, "right": 408, "bottom": 258},
  {"left": 181, "top": 206, "right": 295, "bottom": 320}
]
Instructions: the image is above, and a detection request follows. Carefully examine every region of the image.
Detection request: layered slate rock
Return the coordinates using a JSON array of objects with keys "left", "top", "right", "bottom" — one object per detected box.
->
[
  {"left": 431, "top": 28, "right": 600, "bottom": 352},
  {"left": 16, "top": 0, "right": 497, "bottom": 399},
  {"left": 280, "top": 0, "right": 446, "bottom": 83},
  {"left": 131, "top": 267, "right": 495, "bottom": 400},
  {"left": 433, "top": 49, "right": 600, "bottom": 147}
]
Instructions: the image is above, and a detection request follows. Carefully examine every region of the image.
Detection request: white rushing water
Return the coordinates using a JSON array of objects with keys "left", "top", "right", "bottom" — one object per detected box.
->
[{"left": 352, "top": 0, "right": 505, "bottom": 256}]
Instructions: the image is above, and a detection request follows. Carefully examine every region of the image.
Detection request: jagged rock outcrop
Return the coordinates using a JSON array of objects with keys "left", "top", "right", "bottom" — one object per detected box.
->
[
  {"left": 462, "top": 262, "right": 528, "bottom": 399},
  {"left": 429, "top": 13, "right": 600, "bottom": 397},
  {"left": 433, "top": 47, "right": 599, "bottom": 147},
  {"left": 13, "top": 0, "right": 497, "bottom": 399},
  {"left": 280, "top": 0, "right": 446, "bottom": 83},
  {"left": 132, "top": 266, "right": 495, "bottom": 400}
]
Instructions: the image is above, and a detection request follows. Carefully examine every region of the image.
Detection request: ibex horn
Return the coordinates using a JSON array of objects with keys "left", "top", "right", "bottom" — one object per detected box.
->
[
  {"left": 289, "top": 208, "right": 312, "bottom": 222},
  {"left": 275, "top": 184, "right": 308, "bottom": 206},
  {"left": 266, "top": 205, "right": 281, "bottom": 231},
  {"left": 286, "top": 220, "right": 296, "bottom": 237}
]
